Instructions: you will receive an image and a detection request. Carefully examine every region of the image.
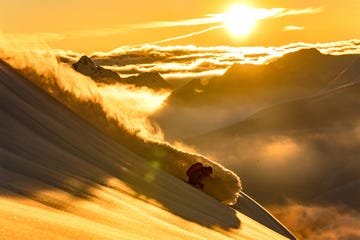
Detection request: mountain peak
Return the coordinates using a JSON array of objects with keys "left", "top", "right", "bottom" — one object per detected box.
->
[
  {"left": 125, "top": 72, "right": 172, "bottom": 90},
  {"left": 72, "top": 56, "right": 172, "bottom": 89},
  {"left": 224, "top": 49, "right": 323, "bottom": 78},
  {"left": 223, "top": 63, "right": 263, "bottom": 78},
  {"left": 275, "top": 48, "right": 323, "bottom": 64},
  {"left": 78, "top": 55, "right": 95, "bottom": 66},
  {"left": 72, "top": 55, "right": 97, "bottom": 73},
  {"left": 137, "top": 72, "right": 163, "bottom": 81},
  {"left": 291, "top": 48, "right": 321, "bottom": 55},
  {"left": 72, "top": 55, "right": 121, "bottom": 83}
]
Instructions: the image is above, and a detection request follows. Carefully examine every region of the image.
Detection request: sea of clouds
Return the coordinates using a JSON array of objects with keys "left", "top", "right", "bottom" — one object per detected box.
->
[{"left": 54, "top": 39, "right": 360, "bottom": 86}]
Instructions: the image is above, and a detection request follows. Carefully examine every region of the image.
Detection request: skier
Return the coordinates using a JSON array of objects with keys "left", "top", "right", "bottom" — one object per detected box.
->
[{"left": 186, "top": 162, "right": 213, "bottom": 189}]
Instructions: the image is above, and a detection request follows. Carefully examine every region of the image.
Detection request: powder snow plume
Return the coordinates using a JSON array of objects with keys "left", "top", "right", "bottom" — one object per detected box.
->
[
  {"left": 0, "top": 33, "right": 168, "bottom": 140},
  {"left": 0, "top": 34, "right": 242, "bottom": 204},
  {"left": 97, "top": 83, "right": 169, "bottom": 140}
]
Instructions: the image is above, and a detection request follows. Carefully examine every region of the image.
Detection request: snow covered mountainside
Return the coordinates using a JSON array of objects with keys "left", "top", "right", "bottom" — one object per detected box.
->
[{"left": 0, "top": 59, "right": 295, "bottom": 239}]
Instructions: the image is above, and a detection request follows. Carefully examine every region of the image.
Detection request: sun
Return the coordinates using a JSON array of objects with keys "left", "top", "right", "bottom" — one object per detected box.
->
[{"left": 221, "top": 5, "right": 258, "bottom": 36}]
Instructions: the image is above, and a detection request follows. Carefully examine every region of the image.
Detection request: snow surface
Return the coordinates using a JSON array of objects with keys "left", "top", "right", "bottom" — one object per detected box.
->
[
  {"left": 0, "top": 47, "right": 242, "bottom": 205},
  {"left": 0, "top": 60, "right": 294, "bottom": 239}
]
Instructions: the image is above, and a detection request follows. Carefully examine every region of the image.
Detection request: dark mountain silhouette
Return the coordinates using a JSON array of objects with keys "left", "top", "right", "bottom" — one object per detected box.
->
[
  {"left": 167, "top": 48, "right": 359, "bottom": 106},
  {"left": 152, "top": 49, "right": 360, "bottom": 139},
  {"left": 125, "top": 72, "right": 173, "bottom": 90},
  {"left": 196, "top": 82, "right": 360, "bottom": 138},
  {"left": 72, "top": 55, "right": 122, "bottom": 83},
  {"left": 72, "top": 56, "right": 172, "bottom": 90}
]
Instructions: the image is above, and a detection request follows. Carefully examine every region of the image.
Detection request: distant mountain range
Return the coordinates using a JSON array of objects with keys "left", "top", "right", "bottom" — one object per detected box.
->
[
  {"left": 188, "top": 78, "right": 360, "bottom": 209},
  {"left": 72, "top": 55, "right": 172, "bottom": 90},
  {"left": 153, "top": 48, "right": 360, "bottom": 139},
  {"left": 168, "top": 48, "right": 359, "bottom": 106},
  {"left": 195, "top": 82, "right": 360, "bottom": 138}
]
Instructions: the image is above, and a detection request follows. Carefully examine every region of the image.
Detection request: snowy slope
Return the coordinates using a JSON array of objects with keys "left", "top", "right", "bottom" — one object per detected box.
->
[{"left": 0, "top": 61, "right": 295, "bottom": 239}]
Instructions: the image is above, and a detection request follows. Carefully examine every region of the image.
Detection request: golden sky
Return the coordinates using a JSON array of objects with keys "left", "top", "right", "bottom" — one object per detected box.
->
[{"left": 1, "top": 0, "right": 359, "bottom": 53}]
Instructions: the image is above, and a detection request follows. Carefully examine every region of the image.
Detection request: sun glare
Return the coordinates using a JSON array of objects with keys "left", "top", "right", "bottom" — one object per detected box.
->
[
  {"left": 219, "top": 5, "right": 284, "bottom": 37},
  {"left": 222, "top": 5, "right": 257, "bottom": 36}
]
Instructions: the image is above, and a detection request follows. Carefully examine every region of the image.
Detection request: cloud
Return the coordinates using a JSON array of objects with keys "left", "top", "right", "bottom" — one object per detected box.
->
[
  {"left": 278, "top": 39, "right": 360, "bottom": 55},
  {"left": 0, "top": 32, "right": 65, "bottom": 49},
  {"left": 106, "top": 58, "right": 231, "bottom": 75},
  {"left": 51, "top": 39, "right": 360, "bottom": 88},
  {"left": 161, "top": 69, "right": 226, "bottom": 82},
  {"left": 122, "top": 6, "right": 322, "bottom": 45},
  {"left": 189, "top": 115, "right": 360, "bottom": 208},
  {"left": 275, "top": 7, "right": 323, "bottom": 18},
  {"left": 131, "top": 17, "right": 219, "bottom": 29},
  {"left": 149, "top": 25, "right": 223, "bottom": 45},
  {"left": 0, "top": 5, "right": 324, "bottom": 51},
  {"left": 268, "top": 202, "right": 360, "bottom": 240},
  {"left": 1, "top": 6, "right": 287, "bottom": 46},
  {"left": 98, "top": 83, "right": 170, "bottom": 140},
  {"left": 86, "top": 45, "right": 257, "bottom": 81},
  {"left": 96, "top": 39, "right": 359, "bottom": 78},
  {"left": 283, "top": 25, "right": 304, "bottom": 31},
  {"left": 187, "top": 117, "right": 360, "bottom": 236},
  {"left": 131, "top": 7, "right": 320, "bottom": 30},
  {"left": 207, "top": 7, "right": 285, "bottom": 25}
]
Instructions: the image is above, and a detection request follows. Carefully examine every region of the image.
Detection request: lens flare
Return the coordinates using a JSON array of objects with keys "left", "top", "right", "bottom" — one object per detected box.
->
[{"left": 218, "top": 5, "right": 284, "bottom": 36}]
